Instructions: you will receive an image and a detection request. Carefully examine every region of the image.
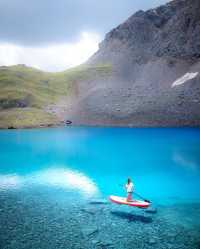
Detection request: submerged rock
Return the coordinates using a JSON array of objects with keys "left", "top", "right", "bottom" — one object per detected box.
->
[
  {"left": 148, "top": 238, "right": 157, "bottom": 245},
  {"left": 82, "top": 227, "right": 99, "bottom": 237},
  {"left": 1, "top": 189, "right": 200, "bottom": 249},
  {"left": 80, "top": 207, "right": 97, "bottom": 215},
  {"left": 145, "top": 207, "right": 158, "bottom": 214}
]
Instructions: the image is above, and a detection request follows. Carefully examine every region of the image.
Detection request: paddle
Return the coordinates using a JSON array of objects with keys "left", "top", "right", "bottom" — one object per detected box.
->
[
  {"left": 118, "top": 184, "right": 151, "bottom": 203},
  {"left": 133, "top": 192, "right": 151, "bottom": 203}
]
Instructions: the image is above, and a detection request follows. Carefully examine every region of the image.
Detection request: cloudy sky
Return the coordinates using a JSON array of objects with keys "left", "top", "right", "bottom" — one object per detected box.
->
[{"left": 0, "top": 0, "right": 168, "bottom": 71}]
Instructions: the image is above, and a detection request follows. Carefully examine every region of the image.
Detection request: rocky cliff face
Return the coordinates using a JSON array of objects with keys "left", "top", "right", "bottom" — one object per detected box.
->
[
  {"left": 65, "top": 0, "right": 200, "bottom": 126},
  {"left": 92, "top": 0, "right": 200, "bottom": 63}
]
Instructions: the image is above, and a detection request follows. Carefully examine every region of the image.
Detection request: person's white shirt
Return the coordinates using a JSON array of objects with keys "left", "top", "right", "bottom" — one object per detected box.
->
[{"left": 126, "top": 182, "right": 134, "bottom": 193}]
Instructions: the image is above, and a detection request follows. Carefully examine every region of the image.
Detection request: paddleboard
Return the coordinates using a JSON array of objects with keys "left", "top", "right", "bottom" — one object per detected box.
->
[{"left": 109, "top": 195, "right": 150, "bottom": 208}]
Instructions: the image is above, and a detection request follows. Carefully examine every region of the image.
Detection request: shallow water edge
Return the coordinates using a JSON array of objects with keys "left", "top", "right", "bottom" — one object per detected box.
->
[{"left": 0, "top": 188, "right": 200, "bottom": 249}]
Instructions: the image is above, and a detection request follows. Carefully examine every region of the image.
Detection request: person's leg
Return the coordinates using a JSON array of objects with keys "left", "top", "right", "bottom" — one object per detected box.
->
[{"left": 127, "top": 193, "right": 132, "bottom": 201}]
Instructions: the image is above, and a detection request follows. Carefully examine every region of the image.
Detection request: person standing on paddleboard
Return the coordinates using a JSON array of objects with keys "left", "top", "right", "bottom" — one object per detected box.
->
[{"left": 125, "top": 178, "right": 134, "bottom": 201}]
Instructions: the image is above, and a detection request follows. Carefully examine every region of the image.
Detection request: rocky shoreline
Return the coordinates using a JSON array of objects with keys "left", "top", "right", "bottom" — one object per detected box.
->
[{"left": 1, "top": 120, "right": 200, "bottom": 130}]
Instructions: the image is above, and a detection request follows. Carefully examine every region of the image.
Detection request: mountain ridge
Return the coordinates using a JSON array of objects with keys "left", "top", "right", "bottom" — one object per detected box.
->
[
  {"left": 74, "top": 0, "right": 200, "bottom": 126},
  {"left": 91, "top": 0, "right": 200, "bottom": 63},
  {"left": 0, "top": 0, "right": 200, "bottom": 128}
]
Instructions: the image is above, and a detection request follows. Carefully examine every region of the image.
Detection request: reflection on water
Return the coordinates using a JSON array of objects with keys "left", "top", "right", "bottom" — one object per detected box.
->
[
  {"left": 173, "top": 150, "right": 200, "bottom": 172},
  {"left": 0, "top": 174, "right": 21, "bottom": 190},
  {"left": 0, "top": 167, "right": 99, "bottom": 197},
  {"left": 31, "top": 167, "right": 99, "bottom": 197}
]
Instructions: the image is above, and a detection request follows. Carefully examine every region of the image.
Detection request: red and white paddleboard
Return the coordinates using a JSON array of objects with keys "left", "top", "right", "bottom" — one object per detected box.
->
[{"left": 109, "top": 195, "right": 150, "bottom": 208}]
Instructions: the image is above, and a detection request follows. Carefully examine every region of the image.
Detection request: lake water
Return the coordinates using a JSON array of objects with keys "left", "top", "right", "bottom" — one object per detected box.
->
[{"left": 0, "top": 127, "right": 200, "bottom": 249}]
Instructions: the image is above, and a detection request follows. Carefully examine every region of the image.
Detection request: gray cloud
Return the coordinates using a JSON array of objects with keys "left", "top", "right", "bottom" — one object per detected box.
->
[{"left": 0, "top": 0, "right": 168, "bottom": 46}]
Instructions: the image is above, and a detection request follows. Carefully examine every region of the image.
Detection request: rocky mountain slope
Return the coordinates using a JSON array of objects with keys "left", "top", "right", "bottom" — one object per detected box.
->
[
  {"left": 65, "top": 0, "right": 200, "bottom": 126},
  {"left": 0, "top": 0, "right": 200, "bottom": 128}
]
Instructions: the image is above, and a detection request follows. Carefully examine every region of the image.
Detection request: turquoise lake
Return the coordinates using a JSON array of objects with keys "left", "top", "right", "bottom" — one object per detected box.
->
[{"left": 0, "top": 127, "right": 200, "bottom": 249}]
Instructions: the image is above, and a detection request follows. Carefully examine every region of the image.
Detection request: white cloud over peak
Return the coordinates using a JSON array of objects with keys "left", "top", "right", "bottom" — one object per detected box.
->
[{"left": 0, "top": 32, "right": 100, "bottom": 72}]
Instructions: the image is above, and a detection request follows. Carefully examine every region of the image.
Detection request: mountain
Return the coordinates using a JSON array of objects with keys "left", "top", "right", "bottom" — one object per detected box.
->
[
  {"left": 0, "top": 64, "right": 111, "bottom": 128},
  {"left": 0, "top": 0, "right": 200, "bottom": 128},
  {"left": 69, "top": 0, "right": 200, "bottom": 126}
]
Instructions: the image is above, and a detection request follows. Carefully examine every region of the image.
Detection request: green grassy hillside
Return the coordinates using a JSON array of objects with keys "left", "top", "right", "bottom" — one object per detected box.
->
[{"left": 0, "top": 64, "right": 111, "bottom": 128}]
